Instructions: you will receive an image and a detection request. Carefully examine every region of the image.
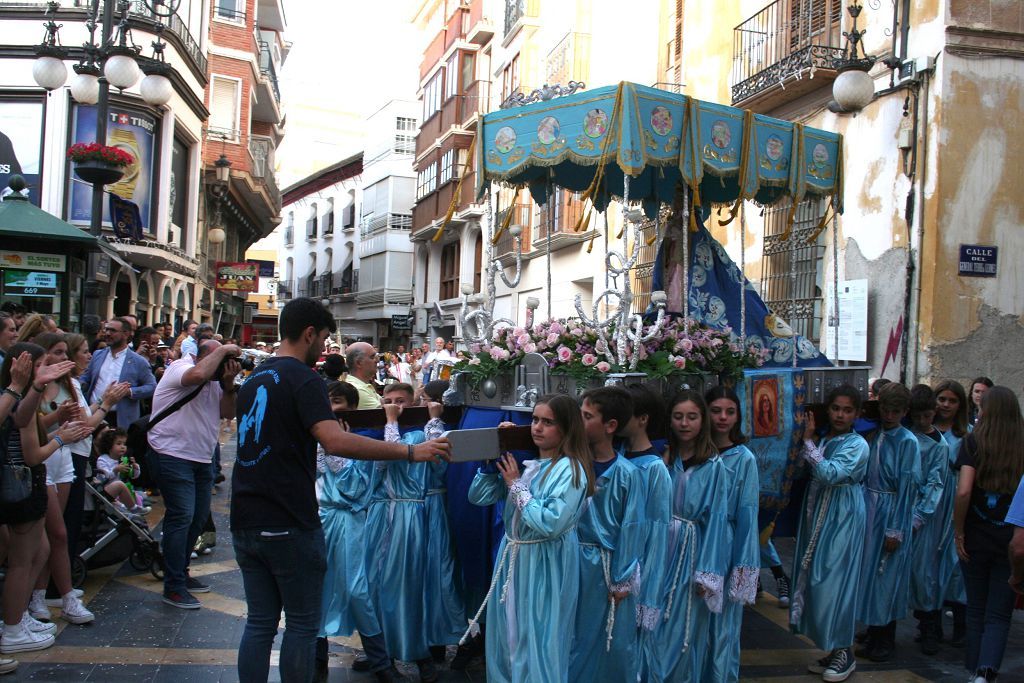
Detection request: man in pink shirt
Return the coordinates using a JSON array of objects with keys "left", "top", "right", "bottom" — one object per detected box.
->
[{"left": 148, "top": 340, "right": 241, "bottom": 608}]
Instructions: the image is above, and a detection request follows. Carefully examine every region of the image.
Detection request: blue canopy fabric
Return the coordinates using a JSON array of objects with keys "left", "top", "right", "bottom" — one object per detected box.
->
[{"left": 478, "top": 81, "right": 844, "bottom": 216}]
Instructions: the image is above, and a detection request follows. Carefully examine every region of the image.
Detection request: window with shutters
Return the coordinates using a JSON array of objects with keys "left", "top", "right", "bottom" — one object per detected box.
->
[
  {"left": 209, "top": 75, "right": 241, "bottom": 142},
  {"left": 440, "top": 241, "right": 460, "bottom": 300},
  {"left": 759, "top": 198, "right": 826, "bottom": 344},
  {"left": 789, "top": 0, "right": 842, "bottom": 52},
  {"left": 440, "top": 149, "right": 455, "bottom": 186}
]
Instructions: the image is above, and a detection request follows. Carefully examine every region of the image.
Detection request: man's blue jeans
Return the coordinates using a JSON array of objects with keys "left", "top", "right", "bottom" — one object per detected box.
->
[
  {"left": 157, "top": 452, "right": 213, "bottom": 594},
  {"left": 233, "top": 527, "right": 326, "bottom": 683}
]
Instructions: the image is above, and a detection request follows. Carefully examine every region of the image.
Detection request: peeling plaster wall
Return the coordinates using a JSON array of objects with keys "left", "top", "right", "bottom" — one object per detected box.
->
[
  {"left": 842, "top": 239, "right": 911, "bottom": 378},
  {"left": 929, "top": 305, "right": 1024, "bottom": 392}
]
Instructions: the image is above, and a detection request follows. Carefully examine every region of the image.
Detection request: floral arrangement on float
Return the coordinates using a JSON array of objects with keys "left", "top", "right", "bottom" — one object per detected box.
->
[{"left": 453, "top": 315, "right": 768, "bottom": 389}]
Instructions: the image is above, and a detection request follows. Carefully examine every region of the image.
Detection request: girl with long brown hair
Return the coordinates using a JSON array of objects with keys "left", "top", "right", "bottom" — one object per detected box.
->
[
  {"left": 466, "top": 393, "right": 592, "bottom": 682},
  {"left": 644, "top": 390, "right": 729, "bottom": 682},
  {"left": 953, "top": 386, "right": 1024, "bottom": 683}
]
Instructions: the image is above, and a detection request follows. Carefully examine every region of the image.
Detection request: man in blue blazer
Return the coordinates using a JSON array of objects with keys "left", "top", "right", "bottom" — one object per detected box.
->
[{"left": 80, "top": 317, "right": 157, "bottom": 429}]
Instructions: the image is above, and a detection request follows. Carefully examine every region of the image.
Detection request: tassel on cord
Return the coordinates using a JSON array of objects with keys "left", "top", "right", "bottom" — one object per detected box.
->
[
  {"left": 574, "top": 84, "right": 625, "bottom": 233},
  {"left": 491, "top": 188, "right": 518, "bottom": 245},
  {"left": 720, "top": 111, "right": 755, "bottom": 227},
  {"left": 431, "top": 136, "right": 477, "bottom": 242},
  {"left": 806, "top": 198, "right": 834, "bottom": 244},
  {"left": 781, "top": 124, "right": 804, "bottom": 241}
]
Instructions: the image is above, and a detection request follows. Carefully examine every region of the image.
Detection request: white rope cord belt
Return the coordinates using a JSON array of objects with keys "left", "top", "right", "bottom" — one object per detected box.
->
[
  {"left": 662, "top": 517, "right": 697, "bottom": 654},
  {"left": 460, "top": 528, "right": 570, "bottom": 646},
  {"left": 579, "top": 541, "right": 620, "bottom": 652}
]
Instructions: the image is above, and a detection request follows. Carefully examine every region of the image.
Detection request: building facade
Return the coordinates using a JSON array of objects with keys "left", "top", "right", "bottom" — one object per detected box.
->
[
  {"left": 201, "top": 0, "right": 287, "bottom": 337},
  {"left": 0, "top": 0, "right": 212, "bottom": 330}
]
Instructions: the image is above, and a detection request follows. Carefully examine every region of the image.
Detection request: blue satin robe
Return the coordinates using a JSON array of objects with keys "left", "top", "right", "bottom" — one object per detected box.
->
[
  {"left": 708, "top": 445, "right": 761, "bottom": 683},
  {"left": 790, "top": 432, "right": 869, "bottom": 652},
  {"left": 909, "top": 429, "right": 950, "bottom": 611},
  {"left": 570, "top": 456, "right": 642, "bottom": 683},
  {"left": 628, "top": 452, "right": 672, "bottom": 638},
  {"left": 939, "top": 428, "right": 968, "bottom": 603},
  {"left": 858, "top": 425, "right": 921, "bottom": 625},
  {"left": 318, "top": 451, "right": 381, "bottom": 639},
  {"left": 364, "top": 420, "right": 464, "bottom": 661},
  {"left": 468, "top": 457, "right": 587, "bottom": 683},
  {"left": 646, "top": 456, "right": 730, "bottom": 683}
]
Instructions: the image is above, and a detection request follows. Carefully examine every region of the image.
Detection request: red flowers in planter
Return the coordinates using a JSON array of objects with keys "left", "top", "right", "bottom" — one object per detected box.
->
[{"left": 67, "top": 142, "right": 135, "bottom": 167}]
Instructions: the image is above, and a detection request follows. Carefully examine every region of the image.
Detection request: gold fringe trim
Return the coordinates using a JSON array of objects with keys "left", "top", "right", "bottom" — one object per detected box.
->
[{"left": 432, "top": 136, "right": 477, "bottom": 243}]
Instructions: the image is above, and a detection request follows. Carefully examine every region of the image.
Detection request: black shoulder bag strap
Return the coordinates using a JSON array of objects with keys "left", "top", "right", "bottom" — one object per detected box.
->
[{"left": 144, "top": 383, "right": 207, "bottom": 433}]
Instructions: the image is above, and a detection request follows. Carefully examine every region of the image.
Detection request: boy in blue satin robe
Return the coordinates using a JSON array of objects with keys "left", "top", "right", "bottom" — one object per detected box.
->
[
  {"left": 364, "top": 383, "right": 463, "bottom": 683},
  {"left": 622, "top": 384, "right": 672, "bottom": 638},
  {"left": 855, "top": 382, "right": 921, "bottom": 662},
  {"left": 906, "top": 384, "right": 949, "bottom": 655},
  {"left": 571, "top": 387, "right": 643, "bottom": 682},
  {"left": 791, "top": 385, "right": 869, "bottom": 683}
]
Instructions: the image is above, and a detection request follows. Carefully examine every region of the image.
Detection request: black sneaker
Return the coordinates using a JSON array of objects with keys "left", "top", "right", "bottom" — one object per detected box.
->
[
  {"left": 822, "top": 648, "right": 856, "bottom": 682},
  {"left": 185, "top": 576, "right": 211, "bottom": 593},
  {"left": 776, "top": 574, "right": 790, "bottom": 608},
  {"left": 214, "top": 473, "right": 226, "bottom": 485},
  {"left": 163, "top": 590, "right": 201, "bottom": 609}
]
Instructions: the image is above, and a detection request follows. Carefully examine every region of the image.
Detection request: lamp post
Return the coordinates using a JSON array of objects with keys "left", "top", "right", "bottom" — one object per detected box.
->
[
  {"left": 32, "top": 0, "right": 185, "bottom": 238},
  {"left": 830, "top": 2, "right": 878, "bottom": 113},
  {"left": 207, "top": 153, "right": 232, "bottom": 245}
]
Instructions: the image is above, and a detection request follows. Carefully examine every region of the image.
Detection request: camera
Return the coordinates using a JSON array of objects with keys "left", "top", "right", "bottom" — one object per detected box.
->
[{"left": 216, "top": 350, "right": 258, "bottom": 382}]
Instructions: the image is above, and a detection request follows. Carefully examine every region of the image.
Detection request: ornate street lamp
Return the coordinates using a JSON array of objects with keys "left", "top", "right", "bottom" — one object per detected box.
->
[
  {"left": 831, "top": 2, "right": 878, "bottom": 113},
  {"left": 207, "top": 154, "right": 232, "bottom": 245}
]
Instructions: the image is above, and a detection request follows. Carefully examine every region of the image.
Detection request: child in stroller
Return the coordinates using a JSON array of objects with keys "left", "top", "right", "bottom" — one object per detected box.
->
[{"left": 94, "top": 428, "right": 150, "bottom": 518}]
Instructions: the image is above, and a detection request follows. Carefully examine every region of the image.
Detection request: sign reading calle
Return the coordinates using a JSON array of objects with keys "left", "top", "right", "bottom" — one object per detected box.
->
[
  {"left": 215, "top": 262, "right": 259, "bottom": 292},
  {"left": 958, "top": 244, "right": 997, "bottom": 278}
]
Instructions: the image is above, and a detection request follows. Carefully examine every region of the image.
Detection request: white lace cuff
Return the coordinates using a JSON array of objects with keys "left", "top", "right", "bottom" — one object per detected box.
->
[
  {"left": 802, "top": 439, "right": 824, "bottom": 465},
  {"left": 384, "top": 422, "right": 401, "bottom": 443},
  {"left": 728, "top": 565, "right": 759, "bottom": 605},
  {"left": 636, "top": 604, "right": 661, "bottom": 631},
  {"left": 885, "top": 529, "right": 904, "bottom": 542},
  {"left": 694, "top": 571, "right": 725, "bottom": 614},
  {"left": 508, "top": 479, "right": 532, "bottom": 510},
  {"left": 610, "top": 565, "right": 640, "bottom": 596},
  {"left": 316, "top": 451, "right": 347, "bottom": 474},
  {"left": 424, "top": 417, "right": 445, "bottom": 440}
]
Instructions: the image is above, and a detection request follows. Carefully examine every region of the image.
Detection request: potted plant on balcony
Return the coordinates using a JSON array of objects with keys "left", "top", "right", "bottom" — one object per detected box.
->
[{"left": 67, "top": 142, "right": 135, "bottom": 186}]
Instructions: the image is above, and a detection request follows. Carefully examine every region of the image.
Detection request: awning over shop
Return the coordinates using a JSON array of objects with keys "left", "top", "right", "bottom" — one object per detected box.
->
[
  {"left": 477, "top": 81, "right": 844, "bottom": 217},
  {"left": 0, "top": 177, "right": 98, "bottom": 245}
]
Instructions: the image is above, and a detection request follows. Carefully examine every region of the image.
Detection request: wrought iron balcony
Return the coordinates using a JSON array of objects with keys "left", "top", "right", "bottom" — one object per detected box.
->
[{"left": 731, "top": 0, "right": 845, "bottom": 107}]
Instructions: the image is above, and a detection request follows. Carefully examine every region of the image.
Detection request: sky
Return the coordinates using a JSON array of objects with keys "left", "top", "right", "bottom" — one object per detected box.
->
[{"left": 274, "top": 0, "right": 422, "bottom": 188}]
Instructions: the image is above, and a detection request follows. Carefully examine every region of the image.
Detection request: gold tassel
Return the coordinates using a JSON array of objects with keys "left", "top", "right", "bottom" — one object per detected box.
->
[
  {"left": 806, "top": 199, "right": 834, "bottom": 244},
  {"left": 491, "top": 189, "right": 518, "bottom": 244},
  {"left": 574, "top": 205, "right": 592, "bottom": 234},
  {"left": 431, "top": 137, "right": 477, "bottom": 242}
]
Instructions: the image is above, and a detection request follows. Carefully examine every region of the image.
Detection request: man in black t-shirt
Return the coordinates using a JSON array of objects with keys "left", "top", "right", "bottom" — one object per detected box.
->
[{"left": 230, "top": 297, "right": 449, "bottom": 683}]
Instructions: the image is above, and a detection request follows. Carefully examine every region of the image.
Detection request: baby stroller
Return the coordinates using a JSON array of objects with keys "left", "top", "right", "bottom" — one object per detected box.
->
[{"left": 71, "top": 481, "right": 164, "bottom": 587}]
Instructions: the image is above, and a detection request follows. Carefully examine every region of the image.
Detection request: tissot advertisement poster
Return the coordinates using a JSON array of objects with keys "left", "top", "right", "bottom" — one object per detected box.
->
[
  {"left": 0, "top": 100, "right": 44, "bottom": 206},
  {"left": 68, "top": 105, "right": 156, "bottom": 231}
]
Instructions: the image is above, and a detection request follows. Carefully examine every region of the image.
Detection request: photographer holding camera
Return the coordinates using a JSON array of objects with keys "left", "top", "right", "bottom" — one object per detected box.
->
[{"left": 147, "top": 339, "right": 242, "bottom": 609}]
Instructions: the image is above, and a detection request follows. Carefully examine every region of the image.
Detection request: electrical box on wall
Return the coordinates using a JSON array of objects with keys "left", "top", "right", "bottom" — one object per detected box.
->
[{"left": 898, "top": 56, "right": 935, "bottom": 84}]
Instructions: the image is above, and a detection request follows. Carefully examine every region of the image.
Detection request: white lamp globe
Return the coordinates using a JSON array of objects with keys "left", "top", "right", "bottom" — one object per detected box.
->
[
  {"left": 140, "top": 73, "right": 173, "bottom": 106},
  {"left": 832, "top": 68, "right": 874, "bottom": 112},
  {"left": 70, "top": 71, "right": 100, "bottom": 104},
  {"left": 33, "top": 56, "right": 67, "bottom": 91},
  {"left": 104, "top": 54, "right": 141, "bottom": 90},
  {"left": 208, "top": 227, "right": 226, "bottom": 244}
]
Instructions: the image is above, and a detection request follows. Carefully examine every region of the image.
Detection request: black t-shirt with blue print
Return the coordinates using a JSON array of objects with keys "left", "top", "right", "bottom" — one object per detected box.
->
[{"left": 230, "top": 356, "right": 336, "bottom": 531}]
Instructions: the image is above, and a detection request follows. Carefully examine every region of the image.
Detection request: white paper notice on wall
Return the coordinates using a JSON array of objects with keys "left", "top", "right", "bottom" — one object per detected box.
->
[{"left": 825, "top": 279, "right": 868, "bottom": 362}]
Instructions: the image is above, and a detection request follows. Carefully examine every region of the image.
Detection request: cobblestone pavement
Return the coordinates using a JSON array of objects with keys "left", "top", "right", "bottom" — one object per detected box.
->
[{"left": 5, "top": 436, "right": 1022, "bottom": 681}]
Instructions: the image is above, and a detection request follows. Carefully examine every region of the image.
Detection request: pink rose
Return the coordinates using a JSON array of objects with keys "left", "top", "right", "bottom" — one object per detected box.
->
[
  {"left": 512, "top": 327, "right": 525, "bottom": 338},
  {"left": 549, "top": 321, "right": 564, "bottom": 335},
  {"left": 677, "top": 338, "right": 693, "bottom": 353},
  {"left": 523, "top": 342, "right": 537, "bottom": 354},
  {"left": 674, "top": 357, "right": 686, "bottom": 369},
  {"left": 570, "top": 327, "right": 583, "bottom": 337},
  {"left": 468, "top": 357, "right": 481, "bottom": 366},
  {"left": 557, "top": 346, "right": 572, "bottom": 362},
  {"left": 498, "top": 348, "right": 511, "bottom": 360},
  {"left": 581, "top": 353, "right": 597, "bottom": 366},
  {"left": 546, "top": 332, "right": 560, "bottom": 346},
  {"left": 488, "top": 347, "right": 504, "bottom": 361},
  {"left": 469, "top": 343, "right": 481, "bottom": 354},
  {"left": 516, "top": 333, "right": 531, "bottom": 347},
  {"left": 596, "top": 361, "right": 611, "bottom": 373}
]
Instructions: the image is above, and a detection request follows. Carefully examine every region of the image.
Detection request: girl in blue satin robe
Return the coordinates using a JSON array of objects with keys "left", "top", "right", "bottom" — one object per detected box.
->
[
  {"left": 705, "top": 386, "right": 761, "bottom": 683},
  {"left": 647, "top": 390, "right": 730, "bottom": 683},
  {"left": 790, "top": 385, "right": 869, "bottom": 681},
  {"left": 622, "top": 385, "right": 672, "bottom": 646},
  {"left": 466, "top": 394, "right": 593, "bottom": 683},
  {"left": 906, "top": 385, "right": 949, "bottom": 650},
  {"left": 933, "top": 380, "right": 970, "bottom": 639},
  {"left": 365, "top": 397, "right": 465, "bottom": 670},
  {"left": 856, "top": 383, "right": 921, "bottom": 659}
]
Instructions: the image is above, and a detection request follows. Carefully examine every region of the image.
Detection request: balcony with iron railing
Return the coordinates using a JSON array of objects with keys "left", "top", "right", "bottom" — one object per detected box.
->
[
  {"left": 494, "top": 202, "right": 532, "bottom": 263},
  {"left": 277, "top": 281, "right": 292, "bottom": 300},
  {"left": 534, "top": 193, "right": 589, "bottom": 250},
  {"left": 257, "top": 40, "right": 282, "bottom": 103},
  {"left": 333, "top": 270, "right": 358, "bottom": 299},
  {"left": 213, "top": 3, "right": 246, "bottom": 23},
  {"left": 323, "top": 212, "right": 334, "bottom": 236},
  {"left": 503, "top": 0, "right": 540, "bottom": 44},
  {"left": 306, "top": 216, "right": 318, "bottom": 240},
  {"left": 249, "top": 136, "right": 281, "bottom": 210},
  {"left": 360, "top": 213, "right": 413, "bottom": 239},
  {"left": 731, "top": 0, "right": 845, "bottom": 110}
]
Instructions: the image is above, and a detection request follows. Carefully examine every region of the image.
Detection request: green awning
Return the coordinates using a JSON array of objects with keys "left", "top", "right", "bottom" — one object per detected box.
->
[{"left": 0, "top": 189, "right": 97, "bottom": 246}]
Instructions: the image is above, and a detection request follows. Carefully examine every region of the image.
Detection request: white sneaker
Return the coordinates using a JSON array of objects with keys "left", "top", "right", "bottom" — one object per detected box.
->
[
  {"left": 27, "top": 591, "right": 50, "bottom": 621},
  {"left": 0, "top": 657, "right": 17, "bottom": 674},
  {"left": 130, "top": 505, "right": 152, "bottom": 515},
  {"left": 0, "top": 624, "right": 54, "bottom": 654},
  {"left": 60, "top": 596, "right": 95, "bottom": 625},
  {"left": 190, "top": 551, "right": 198, "bottom": 560},
  {"left": 20, "top": 612, "right": 56, "bottom": 636},
  {"left": 44, "top": 588, "right": 84, "bottom": 607}
]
